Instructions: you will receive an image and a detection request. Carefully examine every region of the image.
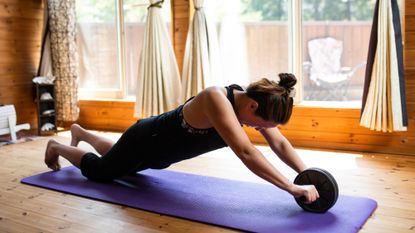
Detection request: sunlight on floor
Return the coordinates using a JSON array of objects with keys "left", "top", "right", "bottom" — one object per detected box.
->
[
  {"left": 58, "top": 130, "right": 121, "bottom": 141},
  {"left": 295, "top": 148, "right": 363, "bottom": 170}
]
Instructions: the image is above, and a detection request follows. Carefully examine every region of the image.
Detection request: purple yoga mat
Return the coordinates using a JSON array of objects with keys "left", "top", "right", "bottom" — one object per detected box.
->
[{"left": 21, "top": 166, "right": 377, "bottom": 233}]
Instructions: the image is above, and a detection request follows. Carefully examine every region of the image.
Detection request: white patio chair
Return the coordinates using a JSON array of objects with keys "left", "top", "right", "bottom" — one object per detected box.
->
[
  {"left": 303, "top": 37, "right": 366, "bottom": 100},
  {"left": 0, "top": 105, "right": 31, "bottom": 142}
]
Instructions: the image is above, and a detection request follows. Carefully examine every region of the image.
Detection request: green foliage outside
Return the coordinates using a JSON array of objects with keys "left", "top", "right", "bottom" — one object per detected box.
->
[
  {"left": 76, "top": 0, "right": 116, "bottom": 22},
  {"left": 242, "top": 0, "right": 376, "bottom": 21}
]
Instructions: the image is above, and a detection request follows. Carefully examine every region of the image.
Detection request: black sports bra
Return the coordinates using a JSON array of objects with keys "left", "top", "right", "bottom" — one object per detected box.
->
[{"left": 179, "top": 84, "right": 244, "bottom": 134}]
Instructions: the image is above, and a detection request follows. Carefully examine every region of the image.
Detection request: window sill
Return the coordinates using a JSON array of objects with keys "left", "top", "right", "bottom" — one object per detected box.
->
[
  {"left": 297, "top": 100, "right": 362, "bottom": 109},
  {"left": 79, "top": 98, "right": 362, "bottom": 110},
  {"left": 79, "top": 96, "right": 136, "bottom": 102}
]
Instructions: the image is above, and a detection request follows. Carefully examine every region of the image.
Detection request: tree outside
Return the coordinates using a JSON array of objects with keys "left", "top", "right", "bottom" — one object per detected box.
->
[{"left": 242, "top": 0, "right": 376, "bottom": 21}]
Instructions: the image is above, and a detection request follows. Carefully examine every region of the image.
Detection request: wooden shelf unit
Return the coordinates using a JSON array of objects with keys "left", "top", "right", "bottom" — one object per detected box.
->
[{"left": 35, "top": 83, "right": 57, "bottom": 136}]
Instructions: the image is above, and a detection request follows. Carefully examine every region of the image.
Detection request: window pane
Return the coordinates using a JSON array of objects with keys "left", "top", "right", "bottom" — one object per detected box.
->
[
  {"left": 206, "top": 0, "right": 289, "bottom": 85},
  {"left": 302, "top": 0, "right": 375, "bottom": 102},
  {"left": 123, "top": 0, "right": 172, "bottom": 96},
  {"left": 76, "top": 0, "right": 120, "bottom": 90}
]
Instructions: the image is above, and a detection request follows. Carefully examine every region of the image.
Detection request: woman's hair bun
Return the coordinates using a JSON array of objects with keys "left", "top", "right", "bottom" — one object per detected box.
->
[{"left": 278, "top": 73, "right": 297, "bottom": 89}]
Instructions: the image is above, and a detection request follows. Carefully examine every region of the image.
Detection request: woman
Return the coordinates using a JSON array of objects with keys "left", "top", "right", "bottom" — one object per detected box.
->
[{"left": 45, "top": 73, "right": 319, "bottom": 204}]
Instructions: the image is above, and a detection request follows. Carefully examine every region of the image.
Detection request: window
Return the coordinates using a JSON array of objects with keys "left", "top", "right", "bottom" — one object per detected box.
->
[
  {"left": 76, "top": 0, "right": 121, "bottom": 98},
  {"left": 301, "top": 0, "right": 376, "bottom": 104},
  {"left": 76, "top": 0, "right": 402, "bottom": 106},
  {"left": 76, "top": 0, "right": 171, "bottom": 99}
]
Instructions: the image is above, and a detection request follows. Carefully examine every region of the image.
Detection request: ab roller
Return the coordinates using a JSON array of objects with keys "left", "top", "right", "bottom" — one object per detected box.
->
[{"left": 293, "top": 168, "right": 339, "bottom": 213}]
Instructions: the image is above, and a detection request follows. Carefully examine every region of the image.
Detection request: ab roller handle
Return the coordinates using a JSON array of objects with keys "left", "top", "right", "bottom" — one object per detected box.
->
[{"left": 293, "top": 168, "right": 339, "bottom": 213}]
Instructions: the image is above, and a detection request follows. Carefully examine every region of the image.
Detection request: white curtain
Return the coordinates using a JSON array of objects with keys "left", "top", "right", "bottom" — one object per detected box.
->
[
  {"left": 38, "top": 2, "right": 53, "bottom": 78},
  {"left": 39, "top": 33, "right": 53, "bottom": 77},
  {"left": 360, "top": 0, "right": 407, "bottom": 132},
  {"left": 134, "top": 0, "right": 181, "bottom": 118},
  {"left": 218, "top": 0, "right": 249, "bottom": 86},
  {"left": 181, "top": 0, "right": 221, "bottom": 101}
]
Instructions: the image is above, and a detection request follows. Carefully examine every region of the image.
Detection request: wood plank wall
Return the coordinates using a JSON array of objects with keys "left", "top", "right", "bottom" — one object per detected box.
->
[
  {"left": 78, "top": 100, "right": 136, "bottom": 132},
  {"left": 171, "top": 0, "right": 190, "bottom": 75},
  {"left": 0, "top": 0, "right": 44, "bottom": 129}
]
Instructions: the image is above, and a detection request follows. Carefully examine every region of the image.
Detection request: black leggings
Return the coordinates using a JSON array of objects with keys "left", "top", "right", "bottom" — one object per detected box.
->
[{"left": 80, "top": 118, "right": 154, "bottom": 181}]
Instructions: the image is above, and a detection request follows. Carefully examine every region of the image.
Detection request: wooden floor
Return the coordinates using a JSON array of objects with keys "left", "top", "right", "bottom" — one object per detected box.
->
[{"left": 0, "top": 132, "right": 414, "bottom": 233}]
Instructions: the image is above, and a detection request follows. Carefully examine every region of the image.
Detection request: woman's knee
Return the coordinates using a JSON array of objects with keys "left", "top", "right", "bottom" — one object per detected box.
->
[{"left": 80, "top": 152, "right": 116, "bottom": 182}]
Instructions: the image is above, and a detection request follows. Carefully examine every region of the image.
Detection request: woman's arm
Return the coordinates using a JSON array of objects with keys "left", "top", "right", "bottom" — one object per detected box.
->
[
  {"left": 201, "top": 88, "right": 318, "bottom": 202},
  {"left": 258, "top": 127, "right": 307, "bottom": 174}
]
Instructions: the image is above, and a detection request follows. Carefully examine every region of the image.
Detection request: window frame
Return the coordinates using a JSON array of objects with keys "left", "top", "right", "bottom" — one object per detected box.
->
[{"left": 289, "top": 0, "right": 303, "bottom": 104}]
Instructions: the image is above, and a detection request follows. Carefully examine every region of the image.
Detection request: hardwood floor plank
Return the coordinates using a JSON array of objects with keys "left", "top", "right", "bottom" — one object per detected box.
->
[{"left": 0, "top": 132, "right": 414, "bottom": 233}]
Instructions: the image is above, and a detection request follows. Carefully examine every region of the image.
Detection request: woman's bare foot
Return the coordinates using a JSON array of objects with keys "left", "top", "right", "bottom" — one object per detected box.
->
[
  {"left": 44, "top": 139, "right": 61, "bottom": 171},
  {"left": 70, "top": 124, "right": 83, "bottom": 147}
]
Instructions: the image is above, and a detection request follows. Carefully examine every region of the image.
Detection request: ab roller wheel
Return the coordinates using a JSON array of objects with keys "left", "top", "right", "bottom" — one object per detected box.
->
[{"left": 294, "top": 168, "right": 339, "bottom": 213}]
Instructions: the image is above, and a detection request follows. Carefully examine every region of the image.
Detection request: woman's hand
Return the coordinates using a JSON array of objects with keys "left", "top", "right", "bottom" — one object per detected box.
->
[{"left": 288, "top": 184, "right": 320, "bottom": 204}]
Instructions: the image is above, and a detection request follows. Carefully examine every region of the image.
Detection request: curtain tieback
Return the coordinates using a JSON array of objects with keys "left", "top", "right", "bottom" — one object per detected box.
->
[{"left": 148, "top": 0, "right": 164, "bottom": 9}]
